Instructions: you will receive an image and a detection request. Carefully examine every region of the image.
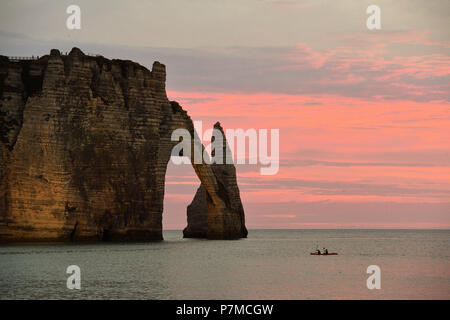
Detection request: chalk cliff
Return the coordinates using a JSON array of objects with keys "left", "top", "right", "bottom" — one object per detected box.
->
[
  {"left": 184, "top": 122, "right": 246, "bottom": 239},
  {"left": 0, "top": 48, "right": 247, "bottom": 242}
]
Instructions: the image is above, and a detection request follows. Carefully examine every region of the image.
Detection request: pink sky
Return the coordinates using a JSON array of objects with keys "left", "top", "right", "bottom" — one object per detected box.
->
[
  {"left": 162, "top": 29, "right": 450, "bottom": 229},
  {"left": 163, "top": 91, "right": 450, "bottom": 229}
]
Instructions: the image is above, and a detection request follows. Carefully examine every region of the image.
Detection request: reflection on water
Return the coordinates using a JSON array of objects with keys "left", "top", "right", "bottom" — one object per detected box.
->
[{"left": 0, "top": 229, "right": 449, "bottom": 299}]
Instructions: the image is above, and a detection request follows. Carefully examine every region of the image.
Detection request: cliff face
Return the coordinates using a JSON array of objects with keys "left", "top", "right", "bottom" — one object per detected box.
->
[
  {"left": 0, "top": 48, "right": 247, "bottom": 242},
  {"left": 184, "top": 122, "right": 247, "bottom": 239}
]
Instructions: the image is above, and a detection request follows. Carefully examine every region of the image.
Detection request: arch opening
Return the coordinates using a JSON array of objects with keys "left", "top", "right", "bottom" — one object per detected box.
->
[{"left": 162, "top": 160, "right": 200, "bottom": 236}]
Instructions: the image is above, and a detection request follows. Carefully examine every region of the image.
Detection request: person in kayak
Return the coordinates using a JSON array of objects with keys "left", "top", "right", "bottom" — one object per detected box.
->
[
  {"left": 323, "top": 248, "right": 328, "bottom": 255},
  {"left": 316, "top": 249, "right": 321, "bottom": 254}
]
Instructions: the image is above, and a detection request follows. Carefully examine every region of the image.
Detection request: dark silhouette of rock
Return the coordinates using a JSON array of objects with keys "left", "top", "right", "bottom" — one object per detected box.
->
[
  {"left": 0, "top": 48, "right": 247, "bottom": 242},
  {"left": 184, "top": 122, "right": 247, "bottom": 239}
]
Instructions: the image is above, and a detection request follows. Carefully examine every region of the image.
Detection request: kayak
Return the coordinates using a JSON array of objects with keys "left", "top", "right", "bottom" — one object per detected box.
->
[{"left": 310, "top": 253, "right": 338, "bottom": 255}]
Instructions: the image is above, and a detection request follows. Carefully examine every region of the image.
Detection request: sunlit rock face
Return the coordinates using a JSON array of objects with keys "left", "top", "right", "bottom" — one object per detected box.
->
[{"left": 0, "top": 48, "right": 247, "bottom": 242}]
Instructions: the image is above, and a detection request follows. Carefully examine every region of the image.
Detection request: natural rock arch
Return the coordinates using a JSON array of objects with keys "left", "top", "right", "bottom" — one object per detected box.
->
[{"left": 0, "top": 48, "right": 247, "bottom": 242}]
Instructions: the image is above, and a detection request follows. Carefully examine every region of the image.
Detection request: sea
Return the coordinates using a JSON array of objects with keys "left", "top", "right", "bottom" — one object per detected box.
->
[{"left": 0, "top": 229, "right": 449, "bottom": 299}]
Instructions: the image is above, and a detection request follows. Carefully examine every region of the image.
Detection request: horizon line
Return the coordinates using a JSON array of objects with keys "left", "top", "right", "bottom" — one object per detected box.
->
[{"left": 163, "top": 227, "right": 450, "bottom": 231}]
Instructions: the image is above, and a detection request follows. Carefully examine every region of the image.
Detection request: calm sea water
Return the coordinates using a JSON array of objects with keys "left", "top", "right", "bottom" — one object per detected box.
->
[{"left": 0, "top": 229, "right": 449, "bottom": 299}]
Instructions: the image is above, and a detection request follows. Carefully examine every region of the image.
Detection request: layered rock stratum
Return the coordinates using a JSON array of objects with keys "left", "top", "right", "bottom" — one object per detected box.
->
[{"left": 0, "top": 48, "right": 247, "bottom": 242}]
